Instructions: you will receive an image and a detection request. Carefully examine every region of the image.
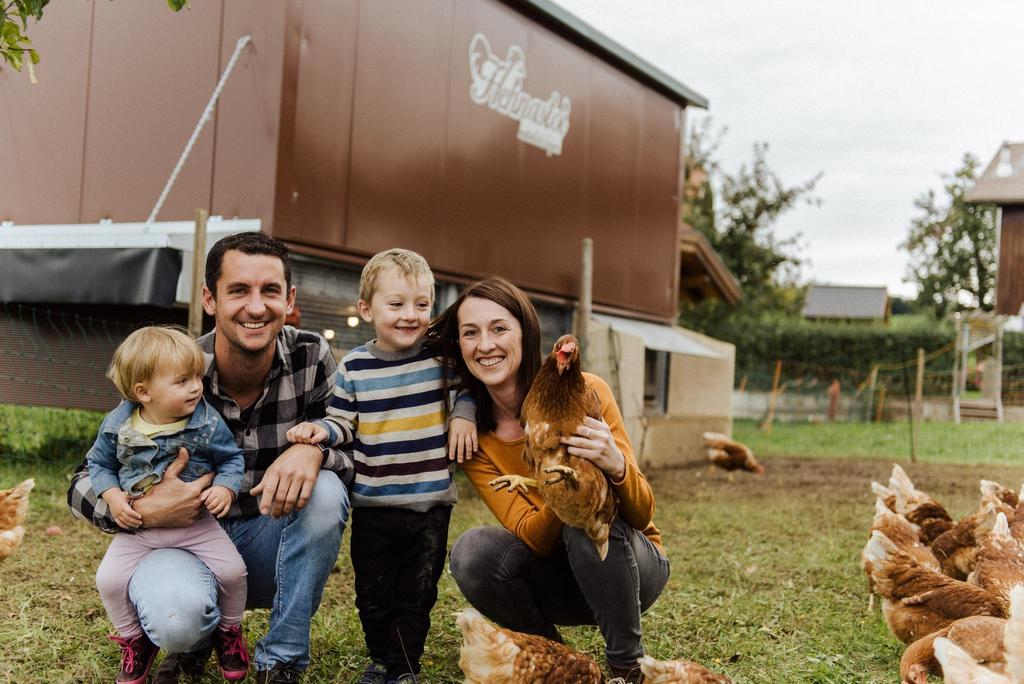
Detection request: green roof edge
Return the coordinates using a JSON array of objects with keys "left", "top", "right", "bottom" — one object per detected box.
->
[{"left": 507, "top": 0, "right": 710, "bottom": 109}]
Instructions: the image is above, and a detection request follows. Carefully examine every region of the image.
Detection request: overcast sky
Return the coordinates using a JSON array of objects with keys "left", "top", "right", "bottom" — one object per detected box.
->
[{"left": 553, "top": 0, "right": 1024, "bottom": 297}]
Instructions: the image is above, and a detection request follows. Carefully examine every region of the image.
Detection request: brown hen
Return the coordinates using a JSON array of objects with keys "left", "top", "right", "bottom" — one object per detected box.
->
[
  {"left": 931, "top": 503, "right": 999, "bottom": 580},
  {"left": 933, "top": 584, "right": 1024, "bottom": 684},
  {"left": 0, "top": 478, "right": 34, "bottom": 562},
  {"left": 971, "top": 513, "right": 1024, "bottom": 607},
  {"left": 701, "top": 432, "right": 764, "bottom": 475},
  {"left": 638, "top": 655, "right": 733, "bottom": 683},
  {"left": 864, "top": 530, "right": 1006, "bottom": 644},
  {"left": 863, "top": 498, "right": 940, "bottom": 604},
  {"left": 887, "top": 465, "right": 954, "bottom": 544},
  {"left": 456, "top": 607, "right": 603, "bottom": 683},
  {"left": 980, "top": 479, "right": 1019, "bottom": 516},
  {"left": 898, "top": 615, "right": 1007, "bottom": 684},
  {"left": 491, "top": 334, "right": 617, "bottom": 560}
]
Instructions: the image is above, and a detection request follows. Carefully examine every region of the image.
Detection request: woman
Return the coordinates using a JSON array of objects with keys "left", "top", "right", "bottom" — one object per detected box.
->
[{"left": 430, "top": 277, "right": 669, "bottom": 683}]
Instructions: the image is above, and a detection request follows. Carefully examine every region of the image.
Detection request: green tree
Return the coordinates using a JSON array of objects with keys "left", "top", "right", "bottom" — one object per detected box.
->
[
  {"left": 901, "top": 153, "right": 996, "bottom": 318},
  {"left": 680, "top": 120, "right": 821, "bottom": 335},
  {"left": 1, "top": 0, "right": 47, "bottom": 74}
]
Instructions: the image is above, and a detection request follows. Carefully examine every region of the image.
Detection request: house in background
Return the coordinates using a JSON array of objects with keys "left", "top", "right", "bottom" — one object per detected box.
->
[
  {"left": 803, "top": 285, "right": 890, "bottom": 324},
  {"left": 966, "top": 142, "right": 1024, "bottom": 317},
  {"left": 0, "top": 0, "right": 740, "bottom": 467}
]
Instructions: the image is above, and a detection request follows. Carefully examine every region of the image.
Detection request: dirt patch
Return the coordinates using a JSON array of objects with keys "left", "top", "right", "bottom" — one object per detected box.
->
[{"left": 646, "top": 455, "right": 1024, "bottom": 513}]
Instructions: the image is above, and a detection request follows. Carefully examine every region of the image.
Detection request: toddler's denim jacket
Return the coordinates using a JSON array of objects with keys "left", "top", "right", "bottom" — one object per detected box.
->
[{"left": 87, "top": 397, "right": 244, "bottom": 498}]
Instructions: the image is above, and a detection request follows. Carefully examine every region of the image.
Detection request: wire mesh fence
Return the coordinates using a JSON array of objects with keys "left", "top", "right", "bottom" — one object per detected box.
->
[{"left": 732, "top": 335, "right": 1024, "bottom": 429}]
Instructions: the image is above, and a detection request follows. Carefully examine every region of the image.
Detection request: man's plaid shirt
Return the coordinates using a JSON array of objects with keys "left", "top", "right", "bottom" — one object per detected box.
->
[{"left": 68, "top": 326, "right": 355, "bottom": 533}]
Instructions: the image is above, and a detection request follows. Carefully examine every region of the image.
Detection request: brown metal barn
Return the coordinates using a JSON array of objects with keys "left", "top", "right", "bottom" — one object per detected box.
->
[{"left": 0, "top": 0, "right": 738, "bottom": 465}]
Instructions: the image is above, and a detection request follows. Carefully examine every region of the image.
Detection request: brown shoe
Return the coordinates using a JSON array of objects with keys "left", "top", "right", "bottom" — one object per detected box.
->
[
  {"left": 608, "top": 662, "right": 644, "bottom": 683},
  {"left": 152, "top": 646, "right": 212, "bottom": 683}
]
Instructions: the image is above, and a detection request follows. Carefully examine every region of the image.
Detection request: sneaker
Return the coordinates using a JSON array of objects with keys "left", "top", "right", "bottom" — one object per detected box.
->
[
  {"left": 389, "top": 673, "right": 419, "bottom": 684},
  {"left": 108, "top": 632, "right": 159, "bottom": 684},
  {"left": 608, "top": 662, "right": 644, "bottom": 684},
  {"left": 152, "top": 646, "right": 212, "bottom": 683},
  {"left": 355, "top": 661, "right": 387, "bottom": 684},
  {"left": 255, "top": 663, "right": 302, "bottom": 683},
  {"left": 211, "top": 624, "right": 250, "bottom": 680}
]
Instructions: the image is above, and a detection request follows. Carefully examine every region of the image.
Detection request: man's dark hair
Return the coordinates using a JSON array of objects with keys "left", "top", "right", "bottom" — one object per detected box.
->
[{"left": 205, "top": 232, "right": 292, "bottom": 295}]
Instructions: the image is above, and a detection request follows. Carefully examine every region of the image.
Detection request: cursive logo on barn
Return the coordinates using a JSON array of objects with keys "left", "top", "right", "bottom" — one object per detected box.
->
[{"left": 468, "top": 32, "right": 572, "bottom": 157}]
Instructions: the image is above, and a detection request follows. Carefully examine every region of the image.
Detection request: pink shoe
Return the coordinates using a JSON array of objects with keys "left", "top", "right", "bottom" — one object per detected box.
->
[
  {"left": 108, "top": 632, "right": 159, "bottom": 684},
  {"left": 211, "top": 624, "right": 250, "bottom": 681}
]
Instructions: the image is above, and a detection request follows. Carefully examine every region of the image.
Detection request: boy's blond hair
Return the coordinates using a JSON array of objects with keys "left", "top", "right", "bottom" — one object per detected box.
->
[
  {"left": 107, "top": 326, "right": 205, "bottom": 402},
  {"left": 359, "top": 248, "right": 435, "bottom": 303}
]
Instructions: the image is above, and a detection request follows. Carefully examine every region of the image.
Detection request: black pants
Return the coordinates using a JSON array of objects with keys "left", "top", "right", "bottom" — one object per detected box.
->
[
  {"left": 350, "top": 504, "right": 452, "bottom": 677},
  {"left": 448, "top": 518, "right": 670, "bottom": 671}
]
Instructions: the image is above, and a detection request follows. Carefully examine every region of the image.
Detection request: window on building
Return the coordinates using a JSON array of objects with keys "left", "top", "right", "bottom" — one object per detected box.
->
[{"left": 644, "top": 348, "right": 669, "bottom": 415}]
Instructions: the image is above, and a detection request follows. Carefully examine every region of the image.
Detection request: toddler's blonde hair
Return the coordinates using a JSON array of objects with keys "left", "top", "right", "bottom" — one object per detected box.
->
[
  {"left": 359, "top": 248, "right": 435, "bottom": 303},
  {"left": 107, "top": 326, "right": 205, "bottom": 401}
]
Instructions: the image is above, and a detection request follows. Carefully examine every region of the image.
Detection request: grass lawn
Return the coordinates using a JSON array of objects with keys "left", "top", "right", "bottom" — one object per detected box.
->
[
  {"left": 3, "top": 408, "right": 1024, "bottom": 682},
  {"left": 734, "top": 418, "right": 1024, "bottom": 464}
]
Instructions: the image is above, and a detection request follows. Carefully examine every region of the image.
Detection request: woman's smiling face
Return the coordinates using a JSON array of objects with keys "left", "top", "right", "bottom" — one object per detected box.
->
[{"left": 457, "top": 296, "right": 523, "bottom": 392}]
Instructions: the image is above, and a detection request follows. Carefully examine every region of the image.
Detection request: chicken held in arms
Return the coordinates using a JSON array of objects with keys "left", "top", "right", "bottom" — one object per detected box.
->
[
  {"left": 457, "top": 607, "right": 603, "bottom": 684},
  {"left": 0, "top": 478, "right": 34, "bottom": 562},
  {"left": 489, "top": 334, "right": 618, "bottom": 560}
]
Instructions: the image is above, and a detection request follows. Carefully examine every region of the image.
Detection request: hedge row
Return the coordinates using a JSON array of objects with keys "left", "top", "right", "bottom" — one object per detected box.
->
[
  {"left": 710, "top": 318, "right": 980, "bottom": 387},
  {"left": 714, "top": 318, "right": 1024, "bottom": 389}
]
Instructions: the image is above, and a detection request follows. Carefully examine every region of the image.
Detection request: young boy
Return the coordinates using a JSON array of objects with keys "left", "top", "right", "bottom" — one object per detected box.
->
[
  {"left": 87, "top": 326, "right": 250, "bottom": 684},
  {"left": 286, "top": 248, "right": 476, "bottom": 684}
]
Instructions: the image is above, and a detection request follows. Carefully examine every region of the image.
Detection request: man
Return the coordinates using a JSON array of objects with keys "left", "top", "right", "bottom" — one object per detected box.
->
[{"left": 68, "top": 232, "right": 353, "bottom": 683}]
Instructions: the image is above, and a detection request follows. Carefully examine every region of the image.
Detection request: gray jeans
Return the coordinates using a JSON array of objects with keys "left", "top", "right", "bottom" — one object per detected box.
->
[{"left": 449, "top": 517, "right": 670, "bottom": 669}]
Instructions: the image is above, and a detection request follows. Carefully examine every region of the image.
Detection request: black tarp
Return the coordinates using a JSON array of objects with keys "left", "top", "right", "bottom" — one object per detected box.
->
[{"left": 0, "top": 247, "right": 182, "bottom": 306}]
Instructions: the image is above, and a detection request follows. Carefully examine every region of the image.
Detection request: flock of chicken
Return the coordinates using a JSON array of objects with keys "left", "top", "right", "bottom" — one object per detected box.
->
[{"left": 863, "top": 464, "right": 1024, "bottom": 683}]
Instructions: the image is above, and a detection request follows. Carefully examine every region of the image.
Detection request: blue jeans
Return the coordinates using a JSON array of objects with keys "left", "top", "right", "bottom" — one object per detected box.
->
[
  {"left": 128, "top": 471, "right": 350, "bottom": 671},
  {"left": 449, "top": 518, "right": 669, "bottom": 670}
]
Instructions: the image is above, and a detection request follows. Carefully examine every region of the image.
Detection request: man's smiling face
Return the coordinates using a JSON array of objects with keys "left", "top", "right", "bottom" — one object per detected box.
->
[{"left": 203, "top": 249, "right": 295, "bottom": 356}]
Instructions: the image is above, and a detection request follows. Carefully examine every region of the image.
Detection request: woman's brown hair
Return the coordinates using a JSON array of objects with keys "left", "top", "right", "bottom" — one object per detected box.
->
[{"left": 427, "top": 277, "right": 543, "bottom": 433}]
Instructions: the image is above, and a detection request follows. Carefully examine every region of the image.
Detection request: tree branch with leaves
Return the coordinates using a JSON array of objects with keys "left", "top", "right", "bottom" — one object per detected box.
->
[
  {"left": 681, "top": 119, "right": 821, "bottom": 334},
  {"left": 1, "top": 0, "right": 189, "bottom": 80},
  {"left": 900, "top": 153, "right": 996, "bottom": 318},
  {"left": 1, "top": 0, "right": 46, "bottom": 77}
]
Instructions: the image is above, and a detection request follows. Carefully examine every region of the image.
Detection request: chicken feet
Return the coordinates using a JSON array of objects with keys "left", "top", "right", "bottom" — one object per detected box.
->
[
  {"left": 489, "top": 474, "right": 537, "bottom": 495},
  {"left": 543, "top": 465, "right": 579, "bottom": 488}
]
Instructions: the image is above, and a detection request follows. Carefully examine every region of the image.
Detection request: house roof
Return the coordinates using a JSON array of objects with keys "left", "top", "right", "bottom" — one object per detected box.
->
[
  {"left": 803, "top": 285, "right": 888, "bottom": 319},
  {"left": 510, "top": 0, "right": 709, "bottom": 108},
  {"left": 966, "top": 142, "right": 1024, "bottom": 204}
]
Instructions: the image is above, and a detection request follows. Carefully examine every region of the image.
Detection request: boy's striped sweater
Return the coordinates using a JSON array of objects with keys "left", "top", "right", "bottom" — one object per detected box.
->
[{"left": 314, "top": 339, "right": 474, "bottom": 512}]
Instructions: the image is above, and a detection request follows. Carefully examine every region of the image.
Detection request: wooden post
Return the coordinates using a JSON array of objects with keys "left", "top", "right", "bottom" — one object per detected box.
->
[
  {"left": 188, "top": 208, "right": 208, "bottom": 338},
  {"left": 827, "top": 379, "right": 841, "bottom": 422},
  {"left": 995, "top": 322, "right": 1004, "bottom": 421},
  {"left": 952, "top": 314, "right": 962, "bottom": 424},
  {"left": 578, "top": 238, "right": 593, "bottom": 360},
  {"left": 912, "top": 347, "right": 924, "bottom": 463},
  {"left": 761, "top": 359, "right": 782, "bottom": 433},
  {"left": 865, "top": 365, "right": 879, "bottom": 422},
  {"left": 874, "top": 383, "right": 886, "bottom": 423}
]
